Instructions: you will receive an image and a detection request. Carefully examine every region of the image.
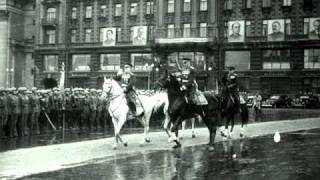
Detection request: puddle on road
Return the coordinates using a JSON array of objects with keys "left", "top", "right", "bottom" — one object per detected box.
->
[{"left": 21, "top": 129, "right": 320, "bottom": 180}]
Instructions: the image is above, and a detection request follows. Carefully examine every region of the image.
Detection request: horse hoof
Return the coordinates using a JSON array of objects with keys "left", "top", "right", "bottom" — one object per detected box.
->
[
  {"left": 240, "top": 133, "right": 244, "bottom": 138},
  {"left": 145, "top": 138, "right": 151, "bottom": 143},
  {"left": 123, "top": 142, "right": 128, "bottom": 147},
  {"left": 207, "top": 146, "right": 215, "bottom": 152},
  {"left": 192, "top": 134, "right": 196, "bottom": 138}
]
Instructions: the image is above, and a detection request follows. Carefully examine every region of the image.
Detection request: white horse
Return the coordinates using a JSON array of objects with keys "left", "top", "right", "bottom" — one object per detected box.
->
[{"left": 102, "top": 77, "right": 168, "bottom": 149}]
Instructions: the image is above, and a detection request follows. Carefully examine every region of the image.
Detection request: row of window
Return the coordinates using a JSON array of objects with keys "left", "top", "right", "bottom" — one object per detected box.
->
[
  {"left": 44, "top": 53, "right": 154, "bottom": 72},
  {"left": 167, "top": 0, "right": 208, "bottom": 13},
  {"left": 225, "top": 49, "right": 320, "bottom": 71},
  {"left": 43, "top": 49, "right": 320, "bottom": 73},
  {"left": 224, "top": 0, "right": 292, "bottom": 10},
  {"left": 224, "top": 18, "right": 319, "bottom": 38},
  {"left": 71, "top": 1, "right": 154, "bottom": 19}
]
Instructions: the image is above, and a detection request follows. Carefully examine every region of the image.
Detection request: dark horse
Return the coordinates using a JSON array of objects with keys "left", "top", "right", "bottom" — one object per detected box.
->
[
  {"left": 220, "top": 86, "right": 249, "bottom": 138},
  {"left": 157, "top": 70, "right": 220, "bottom": 151}
]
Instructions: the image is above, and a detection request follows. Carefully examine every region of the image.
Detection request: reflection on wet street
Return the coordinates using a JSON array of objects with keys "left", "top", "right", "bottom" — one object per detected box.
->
[
  {"left": 23, "top": 129, "right": 320, "bottom": 180},
  {"left": 1, "top": 108, "right": 320, "bottom": 152}
]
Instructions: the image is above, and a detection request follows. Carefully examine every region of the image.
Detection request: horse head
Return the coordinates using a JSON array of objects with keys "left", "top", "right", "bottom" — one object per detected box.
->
[{"left": 156, "top": 69, "right": 169, "bottom": 89}]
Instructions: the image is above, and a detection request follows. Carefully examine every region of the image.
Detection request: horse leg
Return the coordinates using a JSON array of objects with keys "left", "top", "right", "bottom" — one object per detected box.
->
[
  {"left": 114, "top": 115, "right": 128, "bottom": 147},
  {"left": 111, "top": 117, "right": 119, "bottom": 150},
  {"left": 191, "top": 118, "right": 196, "bottom": 138},
  {"left": 170, "top": 117, "right": 182, "bottom": 148},
  {"left": 163, "top": 114, "right": 173, "bottom": 142}
]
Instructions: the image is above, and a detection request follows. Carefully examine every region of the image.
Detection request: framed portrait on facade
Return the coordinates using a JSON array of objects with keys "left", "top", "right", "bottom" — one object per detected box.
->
[
  {"left": 132, "top": 26, "right": 147, "bottom": 45},
  {"left": 309, "top": 18, "right": 320, "bottom": 40},
  {"left": 267, "top": 19, "right": 285, "bottom": 41},
  {"left": 102, "top": 28, "right": 116, "bottom": 46},
  {"left": 228, "top": 20, "right": 245, "bottom": 42}
]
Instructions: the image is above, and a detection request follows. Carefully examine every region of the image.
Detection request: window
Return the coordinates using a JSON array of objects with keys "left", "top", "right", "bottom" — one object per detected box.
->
[
  {"left": 146, "top": 1, "right": 154, "bottom": 14},
  {"left": 246, "top": 21, "right": 251, "bottom": 36},
  {"left": 304, "top": 18, "right": 310, "bottom": 34},
  {"left": 46, "top": 8, "right": 56, "bottom": 20},
  {"left": 168, "top": 0, "right": 175, "bottom": 13},
  {"left": 283, "top": 0, "right": 292, "bottom": 6},
  {"left": 44, "top": 55, "right": 58, "bottom": 72},
  {"left": 115, "top": 4, "right": 122, "bottom": 16},
  {"left": 130, "top": 53, "right": 152, "bottom": 71},
  {"left": 100, "top": 5, "right": 107, "bottom": 17},
  {"left": 285, "top": 19, "right": 291, "bottom": 35},
  {"left": 262, "top": 0, "right": 271, "bottom": 7},
  {"left": 262, "top": 20, "right": 268, "bottom": 36},
  {"left": 304, "top": 49, "right": 320, "bottom": 69},
  {"left": 183, "top": 24, "right": 191, "bottom": 38},
  {"left": 130, "top": 3, "right": 138, "bottom": 16},
  {"left": 85, "top": 6, "right": 92, "bottom": 18},
  {"left": 71, "top": 7, "right": 77, "bottom": 19},
  {"left": 46, "top": 30, "right": 56, "bottom": 44},
  {"left": 116, "top": 28, "right": 122, "bottom": 42},
  {"left": 85, "top": 29, "right": 92, "bottom": 42},
  {"left": 72, "top": 54, "right": 91, "bottom": 71},
  {"left": 183, "top": 0, "right": 191, "bottom": 12},
  {"left": 71, "top": 29, "right": 77, "bottom": 43},
  {"left": 167, "top": 52, "right": 207, "bottom": 71},
  {"left": 224, "top": 0, "right": 232, "bottom": 10},
  {"left": 200, "top": 0, "right": 207, "bottom": 11},
  {"left": 167, "top": 24, "right": 175, "bottom": 38},
  {"left": 225, "top": 51, "right": 251, "bottom": 71},
  {"left": 262, "top": 50, "right": 290, "bottom": 70},
  {"left": 100, "top": 54, "right": 121, "bottom": 71},
  {"left": 243, "top": 0, "right": 252, "bottom": 9},
  {"left": 200, "top": 23, "right": 207, "bottom": 37}
]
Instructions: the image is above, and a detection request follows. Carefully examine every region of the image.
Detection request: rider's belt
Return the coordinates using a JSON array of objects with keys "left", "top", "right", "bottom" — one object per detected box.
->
[
  {"left": 182, "top": 80, "right": 189, "bottom": 83},
  {"left": 121, "top": 84, "right": 128, "bottom": 87}
]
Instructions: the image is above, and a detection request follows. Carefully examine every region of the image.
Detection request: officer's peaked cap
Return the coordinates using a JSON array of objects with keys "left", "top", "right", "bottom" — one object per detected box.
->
[
  {"left": 228, "top": 66, "right": 235, "bottom": 70},
  {"left": 182, "top": 58, "right": 191, "bottom": 61},
  {"left": 124, "top": 63, "right": 133, "bottom": 67}
]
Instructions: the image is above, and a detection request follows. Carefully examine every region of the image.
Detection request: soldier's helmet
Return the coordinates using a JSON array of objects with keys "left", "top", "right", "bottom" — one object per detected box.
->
[
  {"left": 26, "top": 90, "right": 32, "bottom": 94},
  {"left": 18, "top": 87, "right": 27, "bottom": 92},
  {"left": 31, "top": 87, "right": 38, "bottom": 91},
  {"left": 227, "top": 66, "right": 235, "bottom": 71}
]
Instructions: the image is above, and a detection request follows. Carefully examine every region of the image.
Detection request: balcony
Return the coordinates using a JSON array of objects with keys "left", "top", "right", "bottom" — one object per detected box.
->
[
  {"left": 243, "top": 34, "right": 309, "bottom": 43},
  {"left": 41, "top": 0, "right": 61, "bottom": 5},
  {"left": 41, "top": 18, "right": 58, "bottom": 27},
  {"left": 154, "top": 27, "right": 217, "bottom": 44}
]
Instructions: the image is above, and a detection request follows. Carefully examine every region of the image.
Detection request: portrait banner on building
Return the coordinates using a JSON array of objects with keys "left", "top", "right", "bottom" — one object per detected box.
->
[
  {"left": 309, "top": 18, "right": 320, "bottom": 40},
  {"left": 228, "top": 20, "right": 245, "bottom": 42},
  {"left": 102, "top": 28, "right": 116, "bottom": 46},
  {"left": 132, "top": 26, "right": 147, "bottom": 46},
  {"left": 267, "top": 19, "right": 285, "bottom": 41}
]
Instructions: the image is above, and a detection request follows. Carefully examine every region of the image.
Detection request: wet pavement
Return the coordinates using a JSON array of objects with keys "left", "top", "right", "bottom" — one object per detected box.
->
[
  {"left": 21, "top": 128, "right": 320, "bottom": 180},
  {"left": 1, "top": 118, "right": 319, "bottom": 179},
  {"left": 1, "top": 108, "right": 320, "bottom": 152}
]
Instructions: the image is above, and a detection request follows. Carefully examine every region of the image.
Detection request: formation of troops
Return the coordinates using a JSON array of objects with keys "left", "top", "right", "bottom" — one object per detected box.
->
[{"left": 0, "top": 87, "right": 116, "bottom": 138}]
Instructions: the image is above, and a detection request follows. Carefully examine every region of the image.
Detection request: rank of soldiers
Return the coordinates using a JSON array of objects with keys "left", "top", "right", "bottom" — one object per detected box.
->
[{"left": 0, "top": 87, "right": 123, "bottom": 138}]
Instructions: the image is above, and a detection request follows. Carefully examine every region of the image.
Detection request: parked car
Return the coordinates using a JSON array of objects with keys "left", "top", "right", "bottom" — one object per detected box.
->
[
  {"left": 262, "top": 95, "right": 292, "bottom": 108},
  {"left": 299, "top": 95, "right": 320, "bottom": 109},
  {"left": 291, "top": 98, "right": 305, "bottom": 108}
]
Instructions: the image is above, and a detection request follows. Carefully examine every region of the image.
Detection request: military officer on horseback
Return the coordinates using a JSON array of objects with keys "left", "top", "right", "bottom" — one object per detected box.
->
[
  {"left": 222, "top": 66, "right": 240, "bottom": 114},
  {"left": 115, "top": 63, "right": 143, "bottom": 118}
]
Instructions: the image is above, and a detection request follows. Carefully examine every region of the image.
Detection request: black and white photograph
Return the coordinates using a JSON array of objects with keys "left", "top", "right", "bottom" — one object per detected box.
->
[
  {"left": 132, "top": 26, "right": 147, "bottom": 45},
  {"left": 267, "top": 19, "right": 285, "bottom": 41},
  {"left": 102, "top": 28, "right": 116, "bottom": 46},
  {"left": 1, "top": 0, "right": 320, "bottom": 180},
  {"left": 228, "top": 20, "right": 245, "bottom": 42}
]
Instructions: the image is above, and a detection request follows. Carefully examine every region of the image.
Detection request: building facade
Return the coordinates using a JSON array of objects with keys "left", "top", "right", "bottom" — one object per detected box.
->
[
  {"left": 220, "top": 0, "right": 320, "bottom": 95},
  {"left": 0, "top": 0, "right": 36, "bottom": 88},
  {"left": 34, "top": 0, "right": 320, "bottom": 94},
  {"left": 34, "top": 0, "right": 219, "bottom": 90}
]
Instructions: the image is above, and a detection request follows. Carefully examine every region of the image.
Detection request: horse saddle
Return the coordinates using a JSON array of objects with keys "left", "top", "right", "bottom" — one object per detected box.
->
[{"left": 191, "top": 90, "right": 208, "bottom": 105}]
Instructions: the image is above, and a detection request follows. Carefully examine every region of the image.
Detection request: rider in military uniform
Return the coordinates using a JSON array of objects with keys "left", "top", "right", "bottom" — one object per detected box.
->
[
  {"left": 115, "top": 63, "right": 143, "bottom": 118},
  {"left": 222, "top": 66, "right": 240, "bottom": 113}
]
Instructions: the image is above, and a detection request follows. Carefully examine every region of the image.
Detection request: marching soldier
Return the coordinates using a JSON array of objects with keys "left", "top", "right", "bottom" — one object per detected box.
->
[
  {"left": 96, "top": 89, "right": 104, "bottom": 129},
  {"left": 115, "top": 63, "right": 143, "bottom": 118},
  {"left": 29, "top": 87, "right": 41, "bottom": 135},
  {"left": 64, "top": 88, "right": 72, "bottom": 129},
  {"left": 39, "top": 90, "right": 50, "bottom": 133},
  {"left": 71, "top": 88, "right": 82, "bottom": 130}
]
